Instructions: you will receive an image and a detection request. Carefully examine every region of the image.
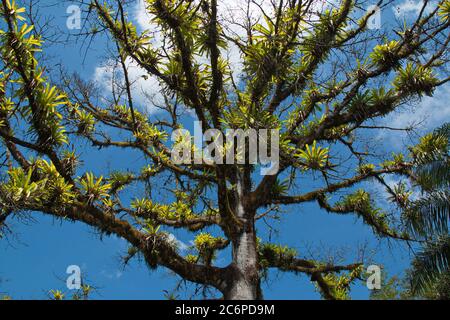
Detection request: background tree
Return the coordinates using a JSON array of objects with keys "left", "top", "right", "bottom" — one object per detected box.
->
[
  {"left": 399, "top": 123, "right": 449, "bottom": 299},
  {"left": 371, "top": 123, "right": 450, "bottom": 300},
  {"left": 0, "top": 0, "right": 449, "bottom": 300}
]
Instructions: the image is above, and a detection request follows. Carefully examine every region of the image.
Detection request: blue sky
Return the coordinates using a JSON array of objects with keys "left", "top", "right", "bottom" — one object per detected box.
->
[{"left": 1, "top": 0, "right": 449, "bottom": 300}]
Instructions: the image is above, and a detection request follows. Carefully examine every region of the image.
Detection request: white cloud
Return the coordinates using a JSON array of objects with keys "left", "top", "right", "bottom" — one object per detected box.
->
[
  {"left": 92, "top": 0, "right": 363, "bottom": 114},
  {"left": 217, "top": 0, "right": 273, "bottom": 76},
  {"left": 392, "top": 0, "right": 436, "bottom": 19},
  {"left": 131, "top": 0, "right": 331, "bottom": 81},
  {"left": 377, "top": 84, "right": 450, "bottom": 148},
  {"left": 93, "top": 0, "right": 263, "bottom": 112},
  {"left": 93, "top": 57, "right": 164, "bottom": 114},
  {"left": 167, "top": 233, "right": 190, "bottom": 253},
  {"left": 101, "top": 269, "right": 123, "bottom": 279},
  {"left": 134, "top": 0, "right": 152, "bottom": 31},
  {"left": 376, "top": 174, "right": 420, "bottom": 202},
  {"left": 134, "top": 0, "right": 163, "bottom": 47},
  {"left": 392, "top": 86, "right": 450, "bottom": 129},
  {"left": 369, "top": 170, "right": 423, "bottom": 215},
  {"left": 215, "top": 0, "right": 331, "bottom": 77}
]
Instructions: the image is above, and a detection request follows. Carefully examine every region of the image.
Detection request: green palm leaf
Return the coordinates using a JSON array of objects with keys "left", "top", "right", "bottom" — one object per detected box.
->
[
  {"left": 410, "top": 236, "right": 450, "bottom": 295},
  {"left": 404, "top": 190, "right": 450, "bottom": 238}
]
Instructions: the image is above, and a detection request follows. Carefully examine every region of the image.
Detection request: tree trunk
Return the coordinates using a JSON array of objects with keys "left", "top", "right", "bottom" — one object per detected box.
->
[
  {"left": 223, "top": 169, "right": 261, "bottom": 300},
  {"left": 224, "top": 223, "right": 261, "bottom": 300}
]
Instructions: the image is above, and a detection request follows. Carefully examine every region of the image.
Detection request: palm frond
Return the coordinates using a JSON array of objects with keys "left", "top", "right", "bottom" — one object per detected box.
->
[
  {"left": 433, "top": 122, "right": 450, "bottom": 138},
  {"left": 410, "top": 235, "right": 450, "bottom": 295},
  {"left": 414, "top": 158, "right": 450, "bottom": 190},
  {"left": 404, "top": 190, "right": 450, "bottom": 237}
]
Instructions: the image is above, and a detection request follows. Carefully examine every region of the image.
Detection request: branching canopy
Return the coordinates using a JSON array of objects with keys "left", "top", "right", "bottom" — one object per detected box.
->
[{"left": 1, "top": 0, "right": 449, "bottom": 299}]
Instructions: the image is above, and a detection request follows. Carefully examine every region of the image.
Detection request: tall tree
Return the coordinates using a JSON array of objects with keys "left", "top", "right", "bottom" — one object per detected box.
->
[{"left": 1, "top": 0, "right": 450, "bottom": 300}]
